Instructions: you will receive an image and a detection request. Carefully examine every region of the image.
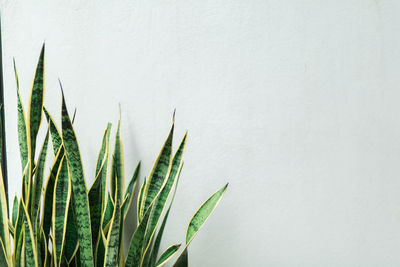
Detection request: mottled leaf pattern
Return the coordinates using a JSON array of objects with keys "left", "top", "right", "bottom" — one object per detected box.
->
[
  {"left": 103, "top": 195, "right": 121, "bottom": 267},
  {"left": 111, "top": 118, "right": 124, "bottom": 202},
  {"left": 27, "top": 44, "right": 45, "bottom": 163},
  {"left": 123, "top": 161, "right": 140, "bottom": 219},
  {"left": 140, "top": 125, "right": 173, "bottom": 219},
  {"left": 43, "top": 107, "right": 62, "bottom": 156},
  {"left": 52, "top": 156, "right": 71, "bottom": 267},
  {"left": 61, "top": 91, "right": 94, "bottom": 266},
  {"left": 22, "top": 201, "right": 39, "bottom": 267}
]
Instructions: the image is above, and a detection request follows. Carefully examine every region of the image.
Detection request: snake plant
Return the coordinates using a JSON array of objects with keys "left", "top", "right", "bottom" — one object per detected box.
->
[{"left": 0, "top": 46, "right": 228, "bottom": 266}]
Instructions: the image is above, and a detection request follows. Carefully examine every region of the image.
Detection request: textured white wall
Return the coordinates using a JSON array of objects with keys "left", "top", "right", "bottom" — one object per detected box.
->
[{"left": 2, "top": 0, "right": 400, "bottom": 266}]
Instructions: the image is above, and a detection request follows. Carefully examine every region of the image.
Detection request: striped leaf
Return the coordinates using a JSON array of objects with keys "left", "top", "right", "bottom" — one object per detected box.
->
[
  {"left": 52, "top": 156, "right": 71, "bottom": 267},
  {"left": 125, "top": 204, "right": 153, "bottom": 267},
  {"left": 173, "top": 184, "right": 228, "bottom": 267},
  {"left": 123, "top": 161, "right": 140, "bottom": 219},
  {"left": 140, "top": 124, "right": 174, "bottom": 219},
  {"left": 43, "top": 107, "right": 62, "bottom": 156},
  {"left": 155, "top": 244, "right": 181, "bottom": 267},
  {"left": 88, "top": 152, "right": 108, "bottom": 250},
  {"left": 137, "top": 178, "right": 146, "bottom": 224},
  {"left": 95, "top": 123, "right": 111, "bottom": 204},
  {"left": 31, "top": 128, "right": 49, "bottom": 234},
  {"left": 61, "top": 90, "right": 94, "bottom": 266},
  {"left": 149, "top": 164, "right": 183, "bottom": 267},
  {"left": 42, "top": 145, "right": 64, "bottom": 240},
  {"left": 102, "top": 194, "right": 113, "bottom": 230},
  {"left": 103, "top": 194, "right": 121, "bottom": 267},
  {"left": 95, "top": 230, "right": 106, "bottom": 267},
  {"left": 0, "top": 170, "right": 11, "bottom": 264},
  {"left": 64, "top": 201, "right": 79, "bottom": 262},
  {"left": 22, "top": 201, "right": 39, "bottom": 267},
  {"left": 14, "top": 59, "right": 28, "bottom": 172},
  {"left": 0, "top": 238, "right": 9, "bottom": 266},
  {"left": 143, "top": 134, "right": 186, "bottom": 262},
  {"left": 27, "top": 44, "right": 45, "bottom": 163},
  {"left": 111, "top": 117, "right": 124, "bottom": 202}
]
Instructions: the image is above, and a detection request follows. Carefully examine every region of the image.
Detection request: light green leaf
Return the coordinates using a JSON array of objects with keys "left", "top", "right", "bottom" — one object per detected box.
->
[{"left": 173, "top": 183, "right": 228, "bottom": 267}]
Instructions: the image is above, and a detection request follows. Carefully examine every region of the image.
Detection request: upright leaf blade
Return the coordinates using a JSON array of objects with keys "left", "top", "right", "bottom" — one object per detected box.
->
[
  {"left": 111, "top": 117, "right": 124, "bottom": 202},
  {"left": 22, "top": 201, "right": 39, "bottom": 267},
  {"left": 61, "top": 90, "right": 94, "bottom": 266},
  {"left": 31, "top": 129, "right": 49, "bottom": 234},
  {"left": 14, "top": 60, "right": 28, "bottom": 172},
  {"left": 123, "top": 161, "right": 140, "bottom": 219},
  {"left": 52, "top": 156, "right": 71, "bottom": 267},
  {"left": 140, "top": 124, "right": 173, "bottom": 219},
  {"left": 43, "top": 107, "right": 62, "bottom": 156},
  {"left": 103, "top": 195, "right": 121, "bottom": 267},
  {"left": 27, "top": 44, "right": 45, "bottom": 162},
  {"left": 0, "top": 169, "right": 11, "bottom": 264}
]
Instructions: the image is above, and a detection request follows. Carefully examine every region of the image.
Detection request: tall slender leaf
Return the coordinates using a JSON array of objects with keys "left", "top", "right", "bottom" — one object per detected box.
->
[
  {"left": 123, "top": 161, "right": 140, "bottom": 219},
  {"left": 0, "top": 169, "right": 11, "bottom": 264},
  {"left": 22, "top": 201, "right": 39, "bottom": 267},
  {"left": 103, "top": 194, "right": 121, "bottom": 267},
  {"left": 43, "top": 107, "right": 62, "bottom": 156},
  {"left": 14, "top": 60, "right": 28, "bottom": 172},
  {"left": 27, "top": 44, "right": 45, "bottom": 162},
  {"left": 61, "top": 90, "right": 94, "bottom": 266},
  {"left": 111, "top": 117, "right": 124, "bottom": 202},
  {"left": 52, "top": 156, "right": 71, "bottom": 267},
  {"left": 140, "top": 124, "right": 173, "bottom": 219}
]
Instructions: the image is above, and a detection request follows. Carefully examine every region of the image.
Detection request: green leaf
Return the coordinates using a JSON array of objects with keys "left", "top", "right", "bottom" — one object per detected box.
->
[
  {"left": 95, "top": 123, "right": 111, "bottom": 204},
  {"left": 14, "top": 59, "right": 28, "bottom": 172},
  {"left": 64, "top": 201, "right": 79, "bottom": 263},
  {"left": 125, "top": 204, "right": 153, "bottom": 267},
  {"left": 140, "top": 124, "right": 174, "bottom": 219},
  {"left": 123, "top": 161, "right": 140, "bottom": 219},
  {"left": 149, "top": 164, "right": 183, "bottom": 267},
  {"left": 21, "top": 201, "right": 39, "bottom": 267},
  {"left": 61, "top": 90, "right": 94, "bottom": 266},
  {"left": 155, "top": 244, "right": 181, "bottom": 267},
  {"left": 31, "top": 129, "right": 49, "bottom": 235},
  {"left": 137, "top": 178, "right": 146, "bottom": 224},
  {"left": 27, "top": 44, "right": 45, "bottom": 163},
  {"left": 102, "top": 194, "right": 113, "bottom": 230},
  {"left": 43, "top": 107, "right": 62, "bottom": 156},
  {"left": 12, "top": 196, "right": 18, "bottom": 227},
  {"left": 173, "top": 183, "right": 228, "bottom": 267},
  {"left": 0, "top": 171, "right": 11, "bottom": 264},
  {"left": 144, "top": 134, "right": 186, "bottom": 261},
  {"left": 88, "top": 154, "right": 107, "bottom": 250},
  {"left": 95, "top": 231, "right": 106, "bottom": 267},
  {"left": 103, "top": 195, "right": 121, "bottom": 267},
  {"left": 111, "top": 117, "right": 124, "bottom": 202},
  {"left": 42, "top": 145, "right": 64, "bottom": 240},
  {"left": 0, "top": 238, "right": 10, "bottom": 266},
  {"left": 52, "top": 156, "right": 71, "bottom": 267}
]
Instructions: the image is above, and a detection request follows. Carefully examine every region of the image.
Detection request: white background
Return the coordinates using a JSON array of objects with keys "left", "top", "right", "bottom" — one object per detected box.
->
[{"left": 2, "top": 1, "right": 400, "bottom": 266}]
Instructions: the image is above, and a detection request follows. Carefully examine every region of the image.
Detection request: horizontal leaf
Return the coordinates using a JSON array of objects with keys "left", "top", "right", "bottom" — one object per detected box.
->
[{"left": 155, "top": 244, "right": 181, "bottom": 267}]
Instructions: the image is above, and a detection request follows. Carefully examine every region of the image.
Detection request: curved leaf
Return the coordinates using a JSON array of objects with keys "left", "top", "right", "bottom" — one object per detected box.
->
[
  {"left": 111, "top": 117, "right": 124, "bottom": 202},
  {"left": 173, "top": 183, "right": 228, "bottom": 267},
  {"left": 123, "top": 161, "right": 140, "bottom": 219},
  {"left": 43, "top": 107, "right": 62, "bottom": 156},
  {"left": 103, "top": 196, "right": 121, "bottom": 267},
  {"left": 0, "top": 170, "right": 11, "bottom": 264},
  {"left": 155, "top": 244, "right": 181, "bottom": 267}
]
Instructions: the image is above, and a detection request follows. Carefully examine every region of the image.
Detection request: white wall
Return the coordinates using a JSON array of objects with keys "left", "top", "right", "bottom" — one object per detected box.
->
[{"left": 2, "top": 0, "right": 400, "bottom": 266}]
